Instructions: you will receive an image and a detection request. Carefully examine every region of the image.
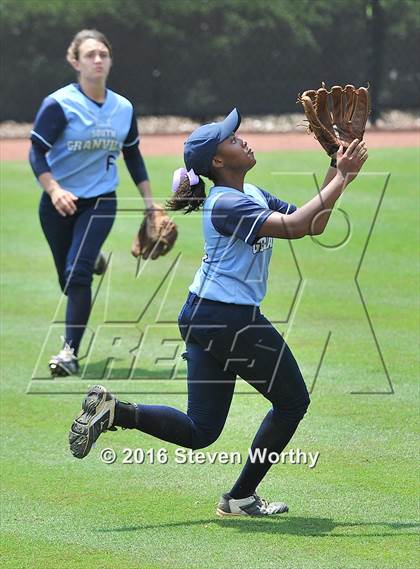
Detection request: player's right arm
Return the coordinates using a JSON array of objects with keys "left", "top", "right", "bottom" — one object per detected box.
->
[
  {"left": 258, "top": 139, "right": 368, "bottom": 240},
  {"left": 37, "top": 172, "right": 78, "bottom": 217},
  {"left": 29, "top": 97, "right": 78, "bottom": 217}
]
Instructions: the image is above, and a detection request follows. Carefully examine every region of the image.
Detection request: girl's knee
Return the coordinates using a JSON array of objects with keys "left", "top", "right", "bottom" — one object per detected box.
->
[
  {"left": 191, "top": 425, "right": 223, "bottom": 450},
  {"left": 273, "top": 392, "right": 310, "bottom": 424},
  {"left": 65, "top": 259, "right": 94, "bottom": 290}
]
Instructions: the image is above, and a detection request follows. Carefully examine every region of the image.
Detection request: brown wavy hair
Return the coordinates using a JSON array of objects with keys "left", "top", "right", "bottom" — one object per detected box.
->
[{"left": 66, "top": 29, "right": 112, "bottom": 64}]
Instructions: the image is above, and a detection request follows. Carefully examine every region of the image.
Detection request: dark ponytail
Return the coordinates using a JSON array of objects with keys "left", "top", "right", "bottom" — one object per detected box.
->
[{"left": 166, "top": 174, "right": 207, "bottom": 214}]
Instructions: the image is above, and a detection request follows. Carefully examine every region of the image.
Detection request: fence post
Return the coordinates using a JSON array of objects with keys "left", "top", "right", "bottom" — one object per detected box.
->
[{"left": 367, "top": 0, "right": 385, "bottom": 124}]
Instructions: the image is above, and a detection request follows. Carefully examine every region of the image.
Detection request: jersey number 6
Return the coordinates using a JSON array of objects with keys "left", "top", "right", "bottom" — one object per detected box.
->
[{"left": 106, "top": 154, "right": 116, "bottom": 171}]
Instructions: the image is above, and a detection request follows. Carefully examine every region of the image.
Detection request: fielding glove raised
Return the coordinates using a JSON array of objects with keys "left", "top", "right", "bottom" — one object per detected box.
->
[{"left": 298, "top": 83, "right": 370, "bottom": 156}]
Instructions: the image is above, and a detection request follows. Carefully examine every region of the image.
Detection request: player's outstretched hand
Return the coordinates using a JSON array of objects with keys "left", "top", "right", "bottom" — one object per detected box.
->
[
  {"left": 51, "top": 187, "right": 78, "bottom": 216},
  {"left": 336, "top": 139, "right": 368, "bottom": 184}
]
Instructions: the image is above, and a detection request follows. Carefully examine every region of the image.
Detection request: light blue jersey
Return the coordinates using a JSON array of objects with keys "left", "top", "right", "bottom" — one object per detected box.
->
[
  {"left": 31, "top": 83, "right": 135, "bottom": 198},
  {"left": 189, "top": 183, "right": 296, "bottom": 306}
]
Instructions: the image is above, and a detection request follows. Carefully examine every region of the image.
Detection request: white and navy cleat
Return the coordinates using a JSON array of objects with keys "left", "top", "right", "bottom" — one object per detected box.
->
[
  {"left": 69, "top": 384, "right": 117, "bottom": 459},
  {"left": 49, "top": 342, "right": 79, "bottom": 377},
  {"left": 216, "top": 493, "right": 289, "bottom": 517}
]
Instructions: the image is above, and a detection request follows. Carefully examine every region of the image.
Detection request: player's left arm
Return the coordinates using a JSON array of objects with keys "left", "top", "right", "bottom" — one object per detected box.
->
[
  {"left": 320, "top": 164, "right": 337, "bottom": 190},
  {"left": 123, "top": 113, "right": 176, "bottom": 259},
  {"left": 313, "top": 147, "right": 365, "bottom": 234},
  {"left": 122, "top": 143, "right": 153, "bottom": 209},
  {"left": 258, "top": 140, "right": 368, "bottom": 239},
  {"left": 122, "top": 110, "right": 157, "bottom": 255},
  {"left": 122, "top": 110, "right": 154, "bottom": 209}
]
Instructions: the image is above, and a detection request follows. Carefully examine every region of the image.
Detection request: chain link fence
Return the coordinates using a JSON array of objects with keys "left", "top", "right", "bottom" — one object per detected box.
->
[{"left": 1, "top": 0, "right": 418, "bottom": 122}]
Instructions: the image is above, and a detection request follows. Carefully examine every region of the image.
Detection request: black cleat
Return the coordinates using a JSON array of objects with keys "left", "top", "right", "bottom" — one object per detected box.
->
[
  {"left": 216, "top": 493, "right": 289, "bottom": 517},
  {"left": 69, "top": 385, "right": 116, "bottom": 459}
]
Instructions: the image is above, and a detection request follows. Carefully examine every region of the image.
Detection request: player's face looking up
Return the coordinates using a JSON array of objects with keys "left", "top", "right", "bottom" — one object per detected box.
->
[
  {"left": 70, "top": 39, "right": 112, "bottom": 82},
  {"left": 212, "top": 133, "right": 257, "bottom": 176}
]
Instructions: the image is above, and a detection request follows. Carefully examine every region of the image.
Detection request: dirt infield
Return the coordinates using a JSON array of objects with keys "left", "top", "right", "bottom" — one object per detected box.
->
[{"left": 1, "top": 130, "right": 418, "bottom": 161}]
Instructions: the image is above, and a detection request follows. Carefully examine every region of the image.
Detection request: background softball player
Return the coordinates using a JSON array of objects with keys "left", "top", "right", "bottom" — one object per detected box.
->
[
  {"left": 68, "top": 109, "right": 368, "bottom": 516},
  {"left": 29, "top": 29, "right": 155, "bottom": 376}
]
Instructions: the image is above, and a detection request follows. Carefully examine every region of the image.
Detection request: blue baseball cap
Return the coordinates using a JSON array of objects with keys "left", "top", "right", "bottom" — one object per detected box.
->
[{"left": 184, "top": 108, "right": 241, "bottom": 177}]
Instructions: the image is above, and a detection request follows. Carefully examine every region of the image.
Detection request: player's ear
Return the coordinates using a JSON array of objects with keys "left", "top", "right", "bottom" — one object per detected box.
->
[
  {"left": 212, "top": 154, "right": 223, "bottom": 171},
  {"left": 68, "top": 57, "right": 80, "bottom": 73}
]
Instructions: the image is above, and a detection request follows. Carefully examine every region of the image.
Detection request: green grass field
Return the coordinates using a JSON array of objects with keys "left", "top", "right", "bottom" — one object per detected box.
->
[{"left": 1, "top": 147, "right": 418, "bottom": 568}]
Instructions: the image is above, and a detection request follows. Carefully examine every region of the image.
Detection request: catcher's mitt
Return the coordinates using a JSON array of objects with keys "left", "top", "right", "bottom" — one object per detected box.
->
[
  {"left": 135, "top": 204, "right": 178, "bottom": 260},
  {"left": 297, "top": 83, "right": 370, "bottom": 156}
]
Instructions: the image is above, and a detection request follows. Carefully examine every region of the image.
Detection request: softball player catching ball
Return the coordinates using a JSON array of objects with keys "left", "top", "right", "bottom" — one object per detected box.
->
[
  {"left": 30, "top": 30, "right": 155, "bottom": 376},
  {"left": 69, "top": 109, "right": 368, "bottom": 516}
]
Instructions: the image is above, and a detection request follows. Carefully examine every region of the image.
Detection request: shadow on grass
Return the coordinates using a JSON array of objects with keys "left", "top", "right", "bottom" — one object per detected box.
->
[
  {"left": 28, "top": 361, "right": 185, "bottom": 394},
  {"left": 81, "top": 360, "right": 177, "bottom": 381},
  {"left": 95, "top": 517, "right": 419, "bottom": 538}
]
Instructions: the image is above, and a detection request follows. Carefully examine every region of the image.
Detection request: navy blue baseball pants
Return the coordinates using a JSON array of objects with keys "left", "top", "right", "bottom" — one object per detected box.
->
[
  {"left": 116, "top": 292, "right": 310, "bottom": 498},
  {"left": 39, "top": 191, "right": 116, "bottom": 355}
]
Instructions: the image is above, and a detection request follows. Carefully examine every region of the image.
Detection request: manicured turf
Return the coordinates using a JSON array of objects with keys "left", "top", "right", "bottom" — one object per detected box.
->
[{"left": 1, "top": 148, "right": 418, "bottom": 568}]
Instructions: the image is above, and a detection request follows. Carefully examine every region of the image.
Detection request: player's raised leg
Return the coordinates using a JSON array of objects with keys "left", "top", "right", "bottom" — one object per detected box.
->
[{"left": 68, "top": 337, "right": 236, "bottom": 459}]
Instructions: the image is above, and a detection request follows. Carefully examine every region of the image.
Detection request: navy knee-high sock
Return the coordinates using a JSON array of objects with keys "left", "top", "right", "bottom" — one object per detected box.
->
[
  {"left": 65, "top": 284, "right": 91, "bottom": 356},
  {"left": 229, "top": 409, "right": 302, "bottom": 499},
  {"left": 114, "top": 402, "right": 196, "bottom": 448}
]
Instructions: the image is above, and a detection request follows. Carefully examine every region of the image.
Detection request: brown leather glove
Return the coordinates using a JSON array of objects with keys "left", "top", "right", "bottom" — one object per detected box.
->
[
  {"left": 298, "top": 83, "right": 370, "bottom": 156},
  {"left": 132, "top": 204, "right": 178, "bottom": 260}
]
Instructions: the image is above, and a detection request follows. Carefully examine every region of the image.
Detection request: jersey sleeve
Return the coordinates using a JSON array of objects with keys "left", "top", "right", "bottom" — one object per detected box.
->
[
  {"left": 211, "top": 193, "right": 273, "bottom": 245},
  {"left": 122, "top": 109, "right": 148, "bottom": 184},
  {"left": 258, "top": 188, "right": 297, "bottom": 214},
  {"left": 29, "top": 142, "right": 50, "bottom": 178},
  {"left": 30, "top": 97, "right": 67, "bottom": 150},
  {"left": 122, "top": 145, "right": 149, "bottom": 184},
  {"left": 123, "top": 109, "right": 140, "bottom": 147}
]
